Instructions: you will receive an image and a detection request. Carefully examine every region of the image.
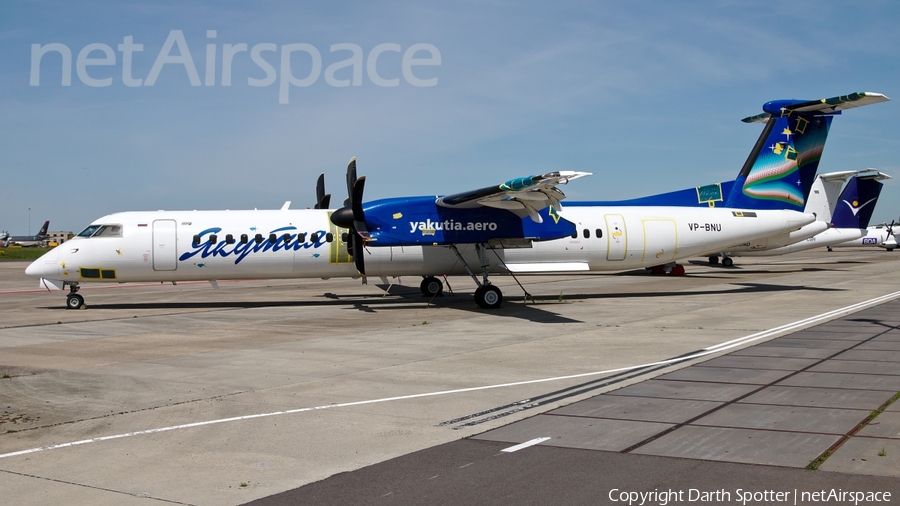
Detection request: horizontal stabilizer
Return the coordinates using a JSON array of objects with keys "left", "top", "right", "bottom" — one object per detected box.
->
[{"left": 742, "top": 92, "right": 890, "bottom": 123}]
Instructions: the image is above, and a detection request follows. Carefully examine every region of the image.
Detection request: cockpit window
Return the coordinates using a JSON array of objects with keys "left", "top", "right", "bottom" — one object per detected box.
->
[
  {"left": 93, "top": 225, "right": 123, "bottom": 237},
  {"left": 77, "top": 225, "right": 102, "bottom": 237},
  {"left": 76, "top": 224, "right": 123, "bottom": 238}
]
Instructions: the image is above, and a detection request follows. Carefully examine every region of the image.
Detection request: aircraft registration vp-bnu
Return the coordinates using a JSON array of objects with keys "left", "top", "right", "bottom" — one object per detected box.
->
[{"left": 27, "top": 156, "right": 814, "bottom": 310}]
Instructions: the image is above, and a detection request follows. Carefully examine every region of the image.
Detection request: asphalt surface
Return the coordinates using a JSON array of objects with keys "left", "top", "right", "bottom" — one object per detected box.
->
[{"left": 0, "top": 248, "right": 898, "bottom": 505}]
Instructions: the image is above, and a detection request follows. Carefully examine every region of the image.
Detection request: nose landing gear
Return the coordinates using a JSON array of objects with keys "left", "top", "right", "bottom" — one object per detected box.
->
[{"left": 65, "top": 283, "right": 85, "bottom": 310}]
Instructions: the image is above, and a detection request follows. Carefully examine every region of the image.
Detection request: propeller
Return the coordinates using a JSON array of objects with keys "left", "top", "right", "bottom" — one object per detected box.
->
[
  {"left": 886, "top": 219, "right": 896, "bottom": 241},
  {"left": 313, "top": 173, "right": 331, "bottom": 209},
  {"left": 330, "top": 158, "right": 368, "bottom": 282}
]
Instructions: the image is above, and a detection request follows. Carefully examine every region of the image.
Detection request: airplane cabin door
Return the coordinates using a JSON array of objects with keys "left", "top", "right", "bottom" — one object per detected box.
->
[
  {"left": 152, "top": 220, "right": 177, "bottom": 271},
  {"left": 604, "top": 214, "right": 627, "bottom": 261},
  {"left": 641, "top": 219, "right": 677, "bottom": 263}
]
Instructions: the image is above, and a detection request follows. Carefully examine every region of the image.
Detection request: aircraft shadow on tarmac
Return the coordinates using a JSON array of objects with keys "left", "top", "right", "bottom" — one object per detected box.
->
[{"left": 42, "top": 281, "right": 843, "bottom": 325}]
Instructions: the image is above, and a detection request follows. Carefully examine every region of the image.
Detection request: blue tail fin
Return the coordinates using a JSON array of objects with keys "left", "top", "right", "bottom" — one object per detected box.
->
[
  {"left": 831, "top": 173, "right": 886, "bottom": 229},
  {"left": 725, "top": 92, "right": 889, "bottom": 211}
]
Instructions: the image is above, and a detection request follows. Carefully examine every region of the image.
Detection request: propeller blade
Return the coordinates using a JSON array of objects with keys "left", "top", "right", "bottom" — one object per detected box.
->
[
  {"left": 351, "top": 176, "right": 367, "bottom": 233},
  {"left": 315, "top": 173, "right": 326, "bottom": 209},
  {"left": 352, "top": 231, "right": 367, "bottom": 282},
  {"left": 346, "top": 157, "right": 357, "bottom": 200}
]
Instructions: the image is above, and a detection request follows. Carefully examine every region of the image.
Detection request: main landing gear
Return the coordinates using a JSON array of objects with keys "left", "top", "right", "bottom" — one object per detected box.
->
[
  {"left": 65, "top": 282, "right": 85, "bottom": 310},
  {"left": 420, "top": 276, "right": 444, "bottom": 297},
  {"left": 450, "top": 244, "right": 503, "bottom": 309},
  {"left": 708, "top": 255, "right": 734, "bottom": 267}
]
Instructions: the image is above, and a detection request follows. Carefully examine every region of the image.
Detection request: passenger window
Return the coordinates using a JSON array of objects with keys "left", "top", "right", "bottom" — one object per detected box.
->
[
  {"left": 268, "top": 233, "right": 277, "bottom": 243},
  {"left": 570, "top": 232, "right": 577, "bottom": 239},
  {"left": 596, "top": 228, "right": 603, "bottom": 238},
  {"left": 254, "top": 234, "right": 263, "bottom": 244},
  {"left": 583, "top": 229, "right": 590, "bottom": 239},
  {"left": 297, "top": 233, "right": 306, "bottom": 242},
  {"left": 241, "top": 234, "right": 248, "bottom": 244},
  {"left": 326, "top": 232, "right": 334, "bottom": 242},
  {"left": 341, "top": 232, "right": 349, "bottom": 243},
  {"left": 209, "top": 234, "right": 217, "bottom": 245},
  {"left": 282, "top": 233, "right": 292, "bottom": 243},
  {"left": 310, "top": 232, "right": 319, "bottom": 242},
  {"left": 225, "top": 234, "right": 234, "bottom": 244},
  {"left": 192, "top": 235, "right": 201, "bottom": 247}
]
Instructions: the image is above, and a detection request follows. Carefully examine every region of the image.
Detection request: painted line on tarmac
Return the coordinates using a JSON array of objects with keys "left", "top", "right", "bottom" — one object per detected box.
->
[
  {"left": 2, "top": 290, "right": 899, "bottom": 461},
  {"left": 502, "top": 437, "right": 551, "bottom": 453}
]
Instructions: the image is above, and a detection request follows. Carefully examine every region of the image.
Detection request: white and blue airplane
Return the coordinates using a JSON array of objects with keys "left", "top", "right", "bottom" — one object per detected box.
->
[
  {"left": 831, "top": 221, "right": 897, "bottom": 251},
  {"left": 27, "top": 91, "right": 889, "bottom": 310},
  {"left": 25, "top": 159, "right": 814, "bottom": 310}
]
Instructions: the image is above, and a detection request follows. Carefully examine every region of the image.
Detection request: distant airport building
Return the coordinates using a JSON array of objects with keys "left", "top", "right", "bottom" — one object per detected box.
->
[{"left": 47, "top": 231, "right": 74, "bottom": 245}]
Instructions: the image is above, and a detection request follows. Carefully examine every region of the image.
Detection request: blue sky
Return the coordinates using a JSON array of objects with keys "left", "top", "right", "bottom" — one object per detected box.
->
[{"left": 2, "top": 0, "right": 899, "bottom": 234}]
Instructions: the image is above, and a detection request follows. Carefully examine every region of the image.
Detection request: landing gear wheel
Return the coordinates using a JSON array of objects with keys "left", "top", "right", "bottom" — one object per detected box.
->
[
  {"left": 708, "top": 255, "right": 719, "bottom": 265},
  {"left": 66, "top": 293, "right": 84, "bottom": 310},
  {"left": 474, "top": 285, "right": 503, "bottom": 309},
  {"left": 420, "top": 276, "right": 443, "bottom": 297},
  {"left": 722, "top": 257, "right": 734, "bottom": 267}
]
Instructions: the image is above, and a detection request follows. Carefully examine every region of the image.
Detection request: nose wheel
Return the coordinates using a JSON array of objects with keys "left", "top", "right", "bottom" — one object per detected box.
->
[{"left": 65, "top": 283, "right": 85, "bottom": 310}]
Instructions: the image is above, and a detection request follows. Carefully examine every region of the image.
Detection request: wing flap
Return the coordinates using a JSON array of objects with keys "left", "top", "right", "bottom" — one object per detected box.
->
[{"left": 436, "top": 171, "right": 591, "bottom": 222}]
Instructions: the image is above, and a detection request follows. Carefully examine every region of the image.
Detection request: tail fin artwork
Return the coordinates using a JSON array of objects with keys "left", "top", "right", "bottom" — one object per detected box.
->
[
  {"left": 598, "top": 92, "right": 889, "bottom": 209},
  {"left": 830, "top": 171, "right": 889, "bottom": 229},
  {"left": 37, "top": 220, "right": 50, "bottom": 237},
  {"left": 724, "top": 92, "right": 889, "bottom": 210}
]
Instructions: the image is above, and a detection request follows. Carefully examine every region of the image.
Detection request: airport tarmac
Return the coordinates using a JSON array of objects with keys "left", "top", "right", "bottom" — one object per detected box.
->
[{"left": 0, "top": 249, "right": 899, "bottom": 505}]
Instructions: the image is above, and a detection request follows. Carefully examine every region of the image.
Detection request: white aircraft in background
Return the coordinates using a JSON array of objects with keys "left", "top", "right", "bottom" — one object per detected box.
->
[
  {"left": 25, "top": 158, "right": 815, "bottom": 310},
  {"left": 713, "top": 170, "right": 890, "bottom": 261},
  {"left": 30, "top": 90, "right": 890, "bottom": 310},
  {"left": 831, "top": 221, "right": 897, "bottom": 251}
]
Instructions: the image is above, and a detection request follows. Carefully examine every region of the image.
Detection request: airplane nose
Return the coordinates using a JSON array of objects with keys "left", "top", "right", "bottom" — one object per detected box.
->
[
  {"left": 25, "top": 258, "right": 42, "bottom": 277},
  {"left": 25, "top": 248, "right": 59, "bottom": 278}
]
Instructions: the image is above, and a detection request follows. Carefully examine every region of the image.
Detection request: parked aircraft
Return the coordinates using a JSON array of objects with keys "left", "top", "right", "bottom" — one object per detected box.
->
[
  {"left": 25, "top": 158, "right": 815, "bottom": 310},
  {"left": 831, "top": 221, "right": 897, "bottom": 251},
  {"left": 6, "top": 220, "right": 50, "bottom": 247},
  {"left": 29, "top": 90, "right": 888, "bottom": 310},
  {"left": 722, "top": 170, "right": 890, "bottom": 258},
  {"left": 0, "top": 231, "right": 9, "bottom": 247}
]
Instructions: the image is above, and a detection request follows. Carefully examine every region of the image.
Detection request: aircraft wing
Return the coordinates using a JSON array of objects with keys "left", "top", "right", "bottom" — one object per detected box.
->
[
  {"left": 742, "top": 91, "right": 890, "bottom": 123},
  {"left": 435, "top": 171, "right": 591, "bottom": 223}
]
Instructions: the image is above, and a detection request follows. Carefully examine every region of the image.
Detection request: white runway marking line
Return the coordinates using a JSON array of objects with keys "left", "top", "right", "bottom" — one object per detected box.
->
[
  {"left": 2, "top": 290, "right": 899, "bottom": 461},
  {"left": 502, "top": 437, "right": 552, "bottom": 453}
]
